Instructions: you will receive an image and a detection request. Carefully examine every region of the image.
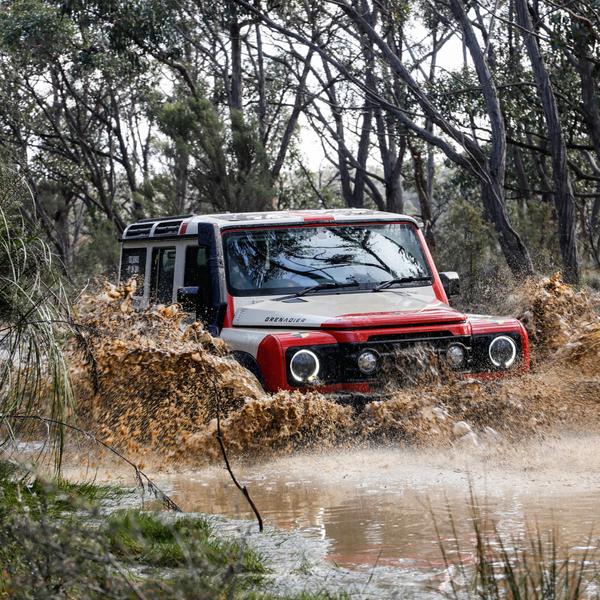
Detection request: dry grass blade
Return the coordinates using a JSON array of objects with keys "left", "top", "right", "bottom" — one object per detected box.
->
[{"left": 433, "top": 488, "right": 596, "bottom": 600}]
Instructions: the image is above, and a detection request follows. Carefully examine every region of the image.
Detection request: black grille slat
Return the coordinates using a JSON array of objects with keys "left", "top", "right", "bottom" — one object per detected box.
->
[
  {"left": 154, "top": 220, "right": 183, "bottom": 236},
  {"left": 124, "top": 219, "right": 184, "bottom": 239},
  {"left": 368, "top": 331, "right": 453, "bottom": 343},
  {"left": 361, "top": 336, "right": 471, "bottom": 361},
  {"left": 124, "top": 223, "right": 153, "bottom": 238}
]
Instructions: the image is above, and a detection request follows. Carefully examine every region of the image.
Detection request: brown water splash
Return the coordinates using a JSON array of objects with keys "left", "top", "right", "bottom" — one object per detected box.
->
[
  {"left": 72, "top": 280, "right": 262, "bottom": 457},
  {"left": 71, "top": 275, "right": 600, "bottom": 463},
  {"left": 182, "top": 391, "right": 355, "bottom": 462},
  {"left": 518, "top": 273, "right": 598, "bottom": 357}
]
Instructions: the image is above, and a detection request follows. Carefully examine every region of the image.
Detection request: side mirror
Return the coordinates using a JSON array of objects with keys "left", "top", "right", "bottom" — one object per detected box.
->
[
  {"left": 177, "top": 286, "right": 199, "bottom": 311},
  {"left": 439, "top": 272, "right": 460, "bottom": 298}
]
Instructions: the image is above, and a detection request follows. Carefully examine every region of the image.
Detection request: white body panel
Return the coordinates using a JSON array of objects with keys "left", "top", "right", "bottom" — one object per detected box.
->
[
  {"left": 220, "top": 326, "right": 301, "bottom": 357},
  {"left": 232, "top": 288, "right": 439, "bottom": 328}
]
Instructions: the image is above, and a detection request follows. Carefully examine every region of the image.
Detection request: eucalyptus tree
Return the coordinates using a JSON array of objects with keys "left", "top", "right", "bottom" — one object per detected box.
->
[
  {"left": 515, "top": 0, "right": 580, "bottom": 283},
  {"left": 233, "top": 0, "right": 535, "bottom": 278},
  {"left": 0, "top": 0, "right": 158, "bottom": 269},
  {"left": 68, "top": 0, "right": 324, "bottom": 213}
]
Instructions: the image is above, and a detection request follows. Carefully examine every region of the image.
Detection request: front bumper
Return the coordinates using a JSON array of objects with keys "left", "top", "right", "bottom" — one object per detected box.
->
[{"left": 255, "top": 320, "right": 530, "bottom": 392}]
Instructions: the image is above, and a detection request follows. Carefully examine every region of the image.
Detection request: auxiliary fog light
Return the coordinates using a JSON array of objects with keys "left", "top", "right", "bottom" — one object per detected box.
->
[
  {"left": 290, "top": 349, "right": 320, "bottom": 382},
  {"left": 488, "top": 335, "right": 517, "bottom": 369},
  {"left": 357, "top": 349, "right": 379, "bottom": 375},
  {"left": 446, "top": 343, "right": 466, "bottom": 369}
]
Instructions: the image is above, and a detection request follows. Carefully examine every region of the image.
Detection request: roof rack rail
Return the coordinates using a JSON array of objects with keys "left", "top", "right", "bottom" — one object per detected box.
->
[{"left": 134, "top": 213, "right": 194, "bottom": 224}]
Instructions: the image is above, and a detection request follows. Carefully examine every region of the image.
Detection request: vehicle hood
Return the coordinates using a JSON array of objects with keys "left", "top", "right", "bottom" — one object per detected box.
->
[{"left": 232, "top": 289, "right": 467, "bottom": 329}]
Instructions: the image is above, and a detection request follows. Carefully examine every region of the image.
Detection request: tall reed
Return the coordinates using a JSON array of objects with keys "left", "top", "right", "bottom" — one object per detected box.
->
[
  {"left": 0, "top": 166, "right": 73, "bottom": 467},
  {"left": 433, "top": 488, "right": 595, "bottom": 600}
]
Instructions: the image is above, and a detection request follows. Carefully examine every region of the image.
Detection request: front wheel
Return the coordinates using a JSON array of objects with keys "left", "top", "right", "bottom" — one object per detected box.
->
[{"left": 232, "top": 351, "right": 265, "bottom": 389}]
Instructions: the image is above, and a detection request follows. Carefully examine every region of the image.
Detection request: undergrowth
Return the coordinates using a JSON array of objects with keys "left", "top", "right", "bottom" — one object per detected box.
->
[
  {"left": 0, "top": 461, "right": 347, "bottom": 599},
  {"left": 106, "top": 510, "right": 266, "bottom": 575},
  {"left": 0, "top": 461, "right": 268, "bottom": 599}
]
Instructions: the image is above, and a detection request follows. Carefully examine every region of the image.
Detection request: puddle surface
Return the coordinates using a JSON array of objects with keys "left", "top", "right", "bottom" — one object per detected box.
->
[{"left": 162, "top": 435, "right": 600, "bottom": 575}]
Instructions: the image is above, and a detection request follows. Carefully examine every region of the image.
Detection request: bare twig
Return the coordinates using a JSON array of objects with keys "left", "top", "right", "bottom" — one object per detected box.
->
[
  {"left": 0, "top": 414, "right": 182, "bottom": 512},
  {"left": 211, "top": 381, "right": 263, "bottom": 533}
]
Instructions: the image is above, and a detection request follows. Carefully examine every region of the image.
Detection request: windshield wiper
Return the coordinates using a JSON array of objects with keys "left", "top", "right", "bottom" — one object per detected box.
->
[
  {"left": 281, "top": 281, "right": 360, "bottom": 300},
  {"left": 373, "top": 276, "right": 432, "bottom": 292}
]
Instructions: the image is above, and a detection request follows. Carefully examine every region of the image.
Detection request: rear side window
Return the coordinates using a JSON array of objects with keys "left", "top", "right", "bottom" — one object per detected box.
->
[
  {"left": 184, "top": 246, "right": 209, "bottom": 287},
  {"left": 120, "top": 248, "right": 147, "bottom": 292},
  {"left": 150, "top": 247, "right": 176, "bottom": 304}
]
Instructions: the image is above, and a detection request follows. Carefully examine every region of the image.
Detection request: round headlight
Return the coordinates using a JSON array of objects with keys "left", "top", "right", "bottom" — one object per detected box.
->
[
  {"left": 446, "top": 343, "right": 466, "bottom": 369},
  {"left": 290, "top": 349, "right": 320, "bottom": 382},
  {"left": 488, "top": 336, "right": 517, "bottom": 368},
  {"left": 357, "top": 349, "right": 379, "bottom": 375}
]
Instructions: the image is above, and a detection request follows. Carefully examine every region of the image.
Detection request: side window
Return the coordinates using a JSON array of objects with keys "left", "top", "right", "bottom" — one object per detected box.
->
[
  {"left": 150, "top": 247, "right": 176, "bottom": 304},
  {"left": 184, "top": 246, "right": 209, "bottom": 287},
  {"left": 120, "top": 248, "right": 147, "bottom": 292},
  {"left": 181, "top": 245, "right": 213, "bottom": 318}
]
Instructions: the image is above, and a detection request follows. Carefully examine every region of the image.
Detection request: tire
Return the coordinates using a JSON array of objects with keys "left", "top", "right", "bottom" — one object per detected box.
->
[{"left": 232, "top": 351, "right": 265, "bottom": 389}]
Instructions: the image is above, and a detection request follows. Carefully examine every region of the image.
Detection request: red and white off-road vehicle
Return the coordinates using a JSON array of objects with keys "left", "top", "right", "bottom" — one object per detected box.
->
[{"left": 120, "top": 209, "right": 529, "bottom": 393}]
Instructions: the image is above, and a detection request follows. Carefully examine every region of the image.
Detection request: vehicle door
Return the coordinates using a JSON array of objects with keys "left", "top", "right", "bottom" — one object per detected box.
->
[{"left": 179, "top": 244, "right": 213, "bottom": 322}]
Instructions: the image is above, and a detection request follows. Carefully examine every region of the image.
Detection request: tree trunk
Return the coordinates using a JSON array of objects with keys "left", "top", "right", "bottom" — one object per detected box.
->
[
  {"left": 572, "top": 21, "right": 600, "bottom": 165},
  {"left": 449, "top": 0, "right": 535, "bottom": 279},
  {"left": 229, "top": 5, "right": 243, "bottom": 113},
  {"left": 408, "top": 138, "right": 435, "bottom": 249},
  {"left": 512, "top": 145, "right": 530, "bottom": 216},
  {"left": 385, "top": 173, "right": 404, "bottom": 213},
  {"left": 482, "top": 180, "right": 533, "bottom": 276},
  {"left": 351, "top": 105, "right": 372, "bottom": 208},
  {"left": 321, "top": 59, "right": 354, "bottom": 206},
  {"left": 515, "top": 0, "right": 580, "bottom": 284}
]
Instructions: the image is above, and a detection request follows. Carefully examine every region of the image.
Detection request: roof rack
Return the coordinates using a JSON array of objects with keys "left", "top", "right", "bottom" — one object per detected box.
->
[
  {"left": 133, "top": 213, "right": 194, "bottom": 224},
  {"left": 123, "top": 215, "right": 192, "bottom": 239}
]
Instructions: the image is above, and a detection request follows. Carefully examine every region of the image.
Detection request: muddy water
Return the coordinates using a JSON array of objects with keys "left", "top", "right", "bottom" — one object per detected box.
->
[
  {"left": 65, "top": 276, "right": 600, "bottom": 593},
  {"left": 160, "top": 435, "right": 600, "bottom": 576}
]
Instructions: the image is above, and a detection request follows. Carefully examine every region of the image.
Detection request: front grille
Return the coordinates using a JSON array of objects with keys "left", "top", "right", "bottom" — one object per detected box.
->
[
  {"left": 364, "top": 334, "right": 471, "bottom": 361},
  {"left": 368, "top": 331, "right": 453, "bottom": 343},
  {"left": 286, "top": 334, "right": 472, "bottom": 386},
  {"left": 285, "top": 331, "right": 524, "bottom": 387}
]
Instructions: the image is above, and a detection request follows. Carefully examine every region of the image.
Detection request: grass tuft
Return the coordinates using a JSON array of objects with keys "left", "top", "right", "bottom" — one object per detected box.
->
[
  {"left": 106, "top": 510, "right": 267, "bottom": 574},
  {"left": 0, "top": 463, "right": 125, "bottom": 517},
  {"left": 433, "top": 486, "right": 597, "bottom": 600}
]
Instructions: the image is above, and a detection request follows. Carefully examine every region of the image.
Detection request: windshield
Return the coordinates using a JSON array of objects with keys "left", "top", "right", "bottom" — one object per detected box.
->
[{"left": 223, "top": 223, "right": 431, "bottom": 296}]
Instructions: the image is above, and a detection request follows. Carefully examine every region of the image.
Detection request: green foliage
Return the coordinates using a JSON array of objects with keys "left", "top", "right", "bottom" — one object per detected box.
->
[
  {"left": 154, "top": 97, "right": 274, "bottom": 213},
  {"left": 0, "top": 0, "right": 75, "bottom": 67},
  {"left": 511, "top": 200, "right": 561, "bottom": 273},
  {"left": 436, "top": 198, "right": 497, "bottom": 281},
  {"left": 0, "top": 463, "right": 274, "bottom": 599},
  {"left": 72, "top": 218, "right": 121, "bottom": 281},
  {"left": 0, "top": 462, "right": 124, "bottom": 519},
  {"left": 106, "top": 510, "right": 267, "bottom": 574}
]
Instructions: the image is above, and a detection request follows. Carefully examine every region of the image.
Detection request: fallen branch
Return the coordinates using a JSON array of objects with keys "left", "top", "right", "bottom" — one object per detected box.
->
[
  {"left": 0, "top": 413, "right": 182, "bottom": 512},
  {"left": 212, "top": 381, "right": 263, "bottom": 533}
]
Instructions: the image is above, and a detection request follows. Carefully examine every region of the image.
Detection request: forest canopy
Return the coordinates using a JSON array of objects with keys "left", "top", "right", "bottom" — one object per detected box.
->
[{"left": 0, "top": 0, "right": 598, "bottom": 287}]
